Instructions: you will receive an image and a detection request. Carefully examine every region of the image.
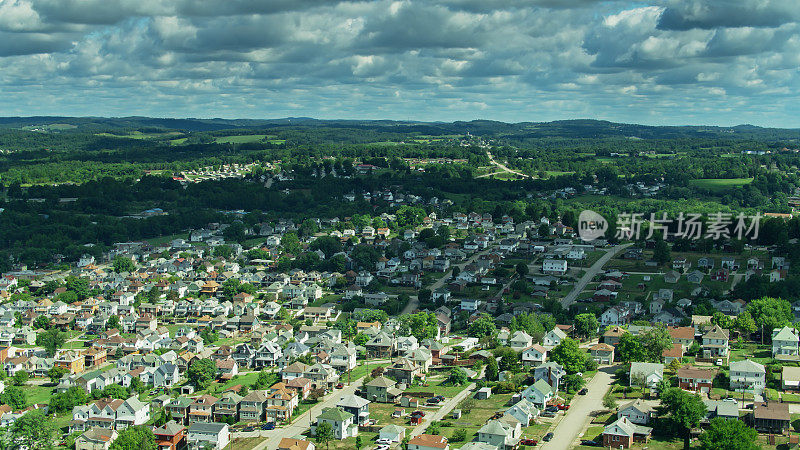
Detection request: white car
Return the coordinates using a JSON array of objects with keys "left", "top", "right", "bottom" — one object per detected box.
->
[
  {"left": 375, "top": 445, "right": 390, "bottom": 450},
  {"left": 376, "top": 439, "right": 392, "bottom": 445}
]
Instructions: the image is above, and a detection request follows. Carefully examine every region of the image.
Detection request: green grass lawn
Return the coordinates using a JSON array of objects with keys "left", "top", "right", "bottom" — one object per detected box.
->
[
  {"left": 405, "top": 377, "right": 470, "bottom": 399},
  {"left": 689, "top": 178, "right": 754, "bottom": 192},
  {"left": 21, "top": 384, "right": 55, "bottom": 405},
  {"left": 348, "top": 362, "right": 387, "bottom": 381},
  {"left": 214, "top": 134, "right": 272, "bottom": 144}
]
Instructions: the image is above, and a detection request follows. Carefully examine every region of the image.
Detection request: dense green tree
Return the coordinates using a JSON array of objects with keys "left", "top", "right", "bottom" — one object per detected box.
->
[
  {"left": 398, "top": 312, "right": 439, "bottom": 342},
  {"left": 549, "top": 337, "right": 589, "bottom": 374},
  {"left": 468, "top": 315, "right": 497, "bottom": 339},
  {"left": 699, "top": 418, "right": 759, "bottom": 450},
  {"left": 35, "top": 328, "right": 67, "bottom": 357},
  {"left": 315, "top": 421, "right": 334, "bottom": 450},
  {"left": 616, "top": 332, "right": 646, "bottom": 363},
  {"left": 746, "top": 297, "right": 792, "bottom": 335},
  {"left": 485, "top": 357, "right": 499, "bottom": 381},
  {"left": 110, "top": 426, "right": 157, "bottom": 450},
  {"left": 10, "top": 409, "right": 54, "bottom": 450},
  {"left": 112, "top": 255, "right": 136, "bottom": 273},
  {"left": 186, "top": 359, "right": 216, "bottom": 389},
  {"left": 447, "top": 367, "right": 468, "bottom": 386},
  {"left": 0, "top": 385, "right": 27, "bottom": 410},
  {"left": 660, "top": 387, "right": 707, "bottom": 448},
  {"left": 574, "top": 313, "right": 599, "bottom": 338}
]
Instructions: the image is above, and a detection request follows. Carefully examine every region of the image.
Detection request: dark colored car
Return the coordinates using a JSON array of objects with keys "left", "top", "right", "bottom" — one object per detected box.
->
[
  {"left": 580, "top": 439, "right": 600, "bottom": 446},
  {"left": 578, "top": 388, "right": 588, "bottom": 395},
  {"left": 426, "top": 397, "right": 441, "bottom": 404},
  {"left": 543, "top": 432, "right": 554, "bottom": 442},
  {"left": 336, "top": 383, "right": 344, "bottom": 389},
  {"left": 262, "top": 423, "right": 275, "bottom": 430},
  {"left": 545, "top": 406, "right": 559, "bottom": 413},
  {"left": 243, "top": 426, "right": 254, "bottom": 432}
]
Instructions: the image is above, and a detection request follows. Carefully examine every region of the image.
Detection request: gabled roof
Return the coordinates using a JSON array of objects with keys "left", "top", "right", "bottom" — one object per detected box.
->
[
  {"left": 730, "top": 359, "right": 765, "bottom": 374},
  {"left": 317, "top": 407, "right": 353, "bottom": 422}
]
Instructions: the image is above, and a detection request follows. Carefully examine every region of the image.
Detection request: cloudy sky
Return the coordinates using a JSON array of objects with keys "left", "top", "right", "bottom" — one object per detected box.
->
[{"left": 1, "top": 0, "right": 798, "bottom": 126}]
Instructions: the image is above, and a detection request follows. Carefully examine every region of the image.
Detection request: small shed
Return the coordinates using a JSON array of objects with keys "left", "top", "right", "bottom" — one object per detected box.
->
[
  {"left": 475, "top": 387, "right": 492, "bottom": 400},
  {"left": 451, "top": 409, "right": 462, "bottom": 419}
]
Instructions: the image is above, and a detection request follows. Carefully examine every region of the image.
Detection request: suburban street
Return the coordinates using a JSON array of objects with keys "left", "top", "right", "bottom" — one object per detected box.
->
[
  {"left": 561, "top": 243, "right": 632, "bottom": 307},
  {"left": 236, "top": 377, "right": 365, "bottom": 449},
  {"left": 408, "top": 383, "right": 476, "bottom": 439},
  {"left": 540, "top": 366, "right": 617, "bottom": 450},
  {"left": 400, "top": 244, "right": 498, "bottom": 316}
]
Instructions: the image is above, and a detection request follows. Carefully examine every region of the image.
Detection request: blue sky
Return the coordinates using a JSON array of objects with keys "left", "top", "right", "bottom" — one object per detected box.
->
[{"left": 0, "top": 0, "right": 798, "bottom": 127}]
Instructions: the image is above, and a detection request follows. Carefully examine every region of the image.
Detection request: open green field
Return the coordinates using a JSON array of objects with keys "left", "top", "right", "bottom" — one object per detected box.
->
[
  {"left": 97, "top": 131, "right": 184, "bottom": 140},
  {"left": 689, "top": 177, "right": 753, "bottom": 191},
  {"left": 21, "top": 384, "right": 55, "bottom": 405},
  {"left": 213, "top": 134, "right": 284, "bottom": 145}
]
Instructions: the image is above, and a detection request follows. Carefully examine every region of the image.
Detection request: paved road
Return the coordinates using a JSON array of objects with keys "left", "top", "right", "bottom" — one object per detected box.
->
[
  {"left": 561, "top": 243, "right": 632, "bottom": 308},
  {"left": 236, "top": 379, "right": 364, "bottom": 449},
  {"left": 408, "top": 383, "right": 476, "bottom": 439},
  {"left": 540, "top": 366, "right": 616, "bottom": 450},
  {"left": 486, "top": 151, "right": 530, "bottom": 178}
]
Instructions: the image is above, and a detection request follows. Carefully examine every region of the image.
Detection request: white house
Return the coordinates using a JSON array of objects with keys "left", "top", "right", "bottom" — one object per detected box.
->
[
  {"left": 542, "top": 259, "right": 567, "bottom": 275},
  {"left": 629, "top": 362, "right": 664, "bottom": 394},
  {"left": 521, "top": 379, "right": 554, "bottom": 408},
  {"left": 542, "top": 327, "right": 567, "bottom": 348},
  {"left": 186, "top": 423, "right": 230, "bottom": 450},
  {"left": 617, "top": 399, "right": 655, "bottom": 425},
  {"left": 772, "top": 326, "right": 799, "bottom": 358},
  {"left": 521, "top": 344, "right": 547, "bottom": 367},
  {"left": 460, "top": 298, "right": 480, "bottom": 312},
  {"left": 729, "top": 359, "right": 766, "bottom": 394}
]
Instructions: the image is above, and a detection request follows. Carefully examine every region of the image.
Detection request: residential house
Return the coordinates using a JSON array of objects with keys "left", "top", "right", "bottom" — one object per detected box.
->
[
  {"left": 618, "top": 400, "right": 655, "bottom": 425},
  {"left": 729, "top": 359, "right": 766, "bottom": 394},
  {"left": 602, "top": 417, "right": 652, "bottom": 449},
  {"left": 677, "top": 366, "right": 718, "bottom": 393},
  {"left": 278, "top": 438, "right": 315, "bottom": 450},
  {"left": 75, "top": 427, "right": 117, "bottom": 450},
  {"left": 772, "top": 326, "right": 799, "bottom": 358},
  {"left": 521, "top": 379, "right": 554, "bottom": 408},
  {"left": 153, "top": 421, "right": 186, "bottom": 450},
  {"left": 408, "top": 434, "right": 449, "bottom": 450},
  {"left": 476, "top": 419, "right": 521, "bottom": 449},
  {"left": 336, "top": 394, "right": 370, "bottom": 426},
  {"left": 186, "top": 422, "right": 229, "bottom": 450},
  {"left": 533, "top": 362, "right": 565, "bottom": 392},
  {"left": 363, "top": 376, "right": 402, "bottom": 403},
  {"left": 521, "top": 344, "right": 547, "bottom": 367},
  {"left": 313, "top": 407, "right": 357, "bottom": 440},
  {"left": 629, "top": 362, "right": 664, "bottom": 394},
  {"left": 590, "top": 343, "right": 615, "bottom": 364},
  {"left": 752, "top": 402, "right": 790, "bottom": 434},
  {"left": 504, "top": 398, "right": 539, "bottom": 427},
  {"left": 542, "top": 327, "right": 566, "bottom": 348},
  {"left": 701, "top": 325, "right": 729, "bottom": 361},
  {"left": 378, "top": 424, "right": 406, "bottom": 444}
]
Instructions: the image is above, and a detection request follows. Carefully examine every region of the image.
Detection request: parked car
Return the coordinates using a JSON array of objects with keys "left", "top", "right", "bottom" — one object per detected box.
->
[
  {"left": 578, "top": 388, "right": 588, "bottom": 395},
  {"left": 543, "top": 432, "right": 554, "bottom": 442},
  {"left": 375, "top": 445, "right": 389, "bottom": 450},
  {"left": 545, "top": 406, "right": 559, "bottom": 413},
  {"left": 557, "top": 404, "right": 570, "bottom": 410},
  {"left": 376, "top": 439, "right": 392, "bottom": 445},
  {"left": 426, "top": 397, "right": 441, "bottom": 404},
  {"left": 581, "top": 440, "right": 600, "bottom": 447},
  {"left": 520, "top": 438, "right": 538, "bottom": 445},
  {"left": 243, "top": 426, "right": 254, "bottom": 432},
  {"left": 262, "top": 423, "right": 275, "bottom": 430}
]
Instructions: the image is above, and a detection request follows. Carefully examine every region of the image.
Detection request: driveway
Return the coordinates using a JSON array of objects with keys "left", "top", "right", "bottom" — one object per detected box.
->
[
  {"left": 561, "top": 244, "right": 631, "bottom": 308},
  {"left": 539, "top": 366, "right": 616, "bottom": 450}
]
